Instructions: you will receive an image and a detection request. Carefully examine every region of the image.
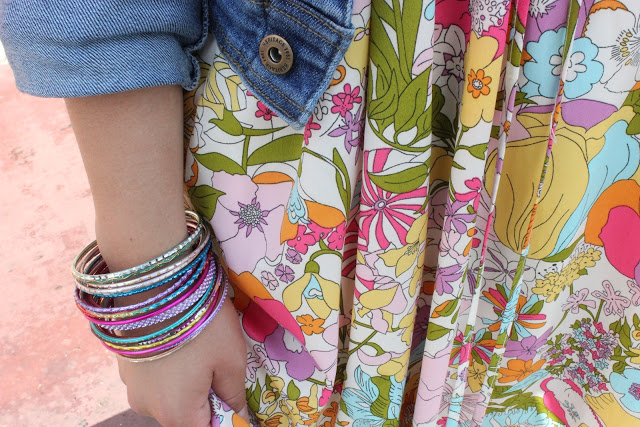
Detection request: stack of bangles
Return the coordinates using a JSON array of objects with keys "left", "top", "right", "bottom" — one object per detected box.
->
[{"left": 72, "top": 210, "right": 228, "bottom": 362}]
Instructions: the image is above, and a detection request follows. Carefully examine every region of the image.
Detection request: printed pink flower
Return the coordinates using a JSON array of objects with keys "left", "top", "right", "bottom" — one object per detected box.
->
[
  {"left": 255, "top": 101, "right": 277, "bottom": 120},
  {"left": 561, "top": 288, "right": 596, "bottom": 314},
  {"left": 304, "top": 117, "right": 321, "bottom": 145},
  {"left": 454, "top": 177, "right": 482, "bottom": 212},
  {"left": 359, "top": 149, "right": 428, "bottom": 250},
  {"left": 331, "top": 83, "right": 362, "bottom": 117},
  {"left": 592, "top": 280, "right": 631, "bottom": 317},
  {"left": 308, "top": 221, "right": 332, "bottom": 241},
  {"left": 327, "top": 222, "right": 346, "bottom": 250},
  {"left": 628, "top": 280, "right": 640, "bottom": 306},
  {"left": 600, "top": 205, "right": 640, "bottom": 282},
  {"left": 210, "top": 172, "right": 291, "bottom": 274},
  {"left": 287, "top": 225, "right": 316, "bottom": 254}
]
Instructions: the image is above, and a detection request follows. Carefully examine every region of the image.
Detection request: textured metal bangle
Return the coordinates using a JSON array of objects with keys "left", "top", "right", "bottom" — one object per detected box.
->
[
  {"left": 75, "top": 230, "right": 211, "bottom": 295},
  {"left": 72, "top": 211, "right": 203, "bottom": 284}
]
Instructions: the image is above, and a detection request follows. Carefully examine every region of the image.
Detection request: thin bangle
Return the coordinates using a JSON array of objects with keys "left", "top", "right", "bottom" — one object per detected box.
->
[{"left": 72, "top": 212, "right": 203, "bottom": 284}]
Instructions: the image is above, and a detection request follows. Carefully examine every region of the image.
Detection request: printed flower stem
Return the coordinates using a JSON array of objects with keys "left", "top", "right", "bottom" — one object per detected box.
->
[
  {"left": 242, "top": 135, "right": 250, "bottom": 172},
  {"left": 595, "top": 299, "right": 604, "bottom": 323},
  {"left": 348, "top": 331, "right": 378, "bottom": 356},
  {"left": 309, "top": 249, "right": 343, "bottom": 263}
]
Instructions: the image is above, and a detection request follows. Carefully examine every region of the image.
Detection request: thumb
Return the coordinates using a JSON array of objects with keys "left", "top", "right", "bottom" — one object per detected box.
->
[{"left": 211, "top": 368, "right": 250, "bottom": 423}]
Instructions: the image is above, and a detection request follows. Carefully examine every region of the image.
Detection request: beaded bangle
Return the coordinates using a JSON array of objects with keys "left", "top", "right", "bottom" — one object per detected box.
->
[
  {"left": 105, "top": 279, "right": 228, "bottom": 359},
  {"left": 101, "top": 281, "right": 222, "bottom": 351},
  {"left": 72, "top": 211, "right": 203, "bottom": 285},
  {"left": 91, "top": 264, "right": 219, "bottom": 345},
  {"left": 96, "top": 256, "right": 216, "bottom": 330}
]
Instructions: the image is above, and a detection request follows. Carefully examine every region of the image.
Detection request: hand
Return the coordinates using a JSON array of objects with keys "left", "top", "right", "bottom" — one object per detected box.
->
[{"left": 117, "top": 298, "right": 249, "bottom": 427}]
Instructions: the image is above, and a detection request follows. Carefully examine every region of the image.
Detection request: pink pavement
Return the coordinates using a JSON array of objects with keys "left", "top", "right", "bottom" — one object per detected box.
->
[{"left": 0, "top": 65, "right": 157, "bottom": 426}]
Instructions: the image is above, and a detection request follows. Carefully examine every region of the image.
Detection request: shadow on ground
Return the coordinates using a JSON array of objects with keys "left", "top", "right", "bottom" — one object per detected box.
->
[{"left": 92, "top": 410, "right": 160, "bottom": 427}]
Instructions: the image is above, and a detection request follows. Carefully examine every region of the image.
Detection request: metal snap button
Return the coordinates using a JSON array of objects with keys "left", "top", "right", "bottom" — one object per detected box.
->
[{"left": 259, "top": 35, "right": 293, "bottom": 75}]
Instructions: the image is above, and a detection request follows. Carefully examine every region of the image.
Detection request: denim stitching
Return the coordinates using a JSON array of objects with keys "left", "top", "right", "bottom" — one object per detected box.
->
[
  {"left": 243, "top": 0, "right": 349, "bottom": 49},
  {"left": 269, "top": 4, "right": 346, "bottom": 51},
  {"left": 244, "top": 0, "right": 351, "bottom": 38},
  {"left": 280, "top": 0, "right": 352, "bottom": 37},
  {"left": 211, "top": 17, "right": 311, "bottom": 114}
]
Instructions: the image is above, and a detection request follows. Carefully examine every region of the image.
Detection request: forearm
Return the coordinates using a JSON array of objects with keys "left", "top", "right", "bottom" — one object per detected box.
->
[{"left": 65, "top": 85, "right": 187, "bottom": 272}]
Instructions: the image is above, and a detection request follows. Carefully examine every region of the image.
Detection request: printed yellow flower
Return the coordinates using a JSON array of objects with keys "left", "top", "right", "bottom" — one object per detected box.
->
[
  {"left": 467, "top": 69, "right": 491, "bottom": 98},
  {"left": 379, "top": 213, "right": 428, "bottom": 297},
  {"left": 460, "top": 33, "right": 502, "bottom": 128},
  {"left": 280, "top": 400, "right": 304, "bottom": 425},
  {"left": 283, "top": 273, "right": 340, "bottom": 319},
  {"left": 468, "top": 359, "right": 487, "bottom": 392},
  {"left": 297, "top": 314, "right": 325, "bottom": 335},
  {"left": 378, "top": 348, "right": 410, "bottom": 383},
  {"left": 532, "top": 249, "right": 602, "bottom": 302},
  {"left": 486, "top": 107, "right": 635, "bottom": 259}
]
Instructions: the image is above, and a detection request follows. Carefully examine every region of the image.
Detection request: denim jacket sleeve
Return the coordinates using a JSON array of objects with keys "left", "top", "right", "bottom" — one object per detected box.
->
[
  {"left": 0, "top": 0, "right": 354, "bottom": 128},
  {"left": 0, "top": 1, "right": 209, "bottom": 97}
]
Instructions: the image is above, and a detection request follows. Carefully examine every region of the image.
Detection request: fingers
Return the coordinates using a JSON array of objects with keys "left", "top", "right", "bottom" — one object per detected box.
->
[
  {"left": 127, "top": 387, "right": 212, "bottom": 427},
  {"left": 210, "top": 301, "right": 250, "bottom": 421}
]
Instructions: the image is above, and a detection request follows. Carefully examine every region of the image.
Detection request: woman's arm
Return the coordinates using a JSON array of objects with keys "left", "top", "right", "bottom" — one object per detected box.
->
[{"left": 65, "top": 86, "right": 249, "bottom": 426}]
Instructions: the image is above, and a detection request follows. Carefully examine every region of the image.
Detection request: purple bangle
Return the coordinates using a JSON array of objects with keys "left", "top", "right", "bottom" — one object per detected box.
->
[
  {"left": 106, "top": 279, "right": 228, "bottom": 356},
  {"left": 101, "top": 260, "right": 218, "bottom": 330},
  {"left": 87, "top": 256, "right": 212, "bottom": 326},
  {"left": 75, "top": 261, "right": 199, "bottom": 315}
]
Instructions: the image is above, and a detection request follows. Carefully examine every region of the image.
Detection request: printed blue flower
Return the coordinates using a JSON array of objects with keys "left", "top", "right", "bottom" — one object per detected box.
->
[
  {"left": 611, "top": 368, "right": 640, "bottom": 413},
  {"left": 523, "top": 29, "right": 603, "bottom": 100}
]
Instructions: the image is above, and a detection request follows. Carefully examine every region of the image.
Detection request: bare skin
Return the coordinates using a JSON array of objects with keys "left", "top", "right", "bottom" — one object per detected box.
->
[{"left": 65, "top": 86, "right": 249, "bottom": 427}]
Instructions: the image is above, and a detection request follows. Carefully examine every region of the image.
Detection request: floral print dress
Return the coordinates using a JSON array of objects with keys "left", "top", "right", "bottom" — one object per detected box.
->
[{"left": 183, "top": 0, "right": 640, "bottom": 426}]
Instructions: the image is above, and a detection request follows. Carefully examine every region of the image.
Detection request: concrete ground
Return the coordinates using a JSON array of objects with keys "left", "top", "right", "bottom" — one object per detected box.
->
[{"left": 0, "top": 60, "right": 159, "bottom": 425}]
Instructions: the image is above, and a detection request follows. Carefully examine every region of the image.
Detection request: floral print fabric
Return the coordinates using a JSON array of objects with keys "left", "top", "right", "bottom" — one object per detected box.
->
[{"left": 184, "top": 0, "right": 640, "bottom": 426}]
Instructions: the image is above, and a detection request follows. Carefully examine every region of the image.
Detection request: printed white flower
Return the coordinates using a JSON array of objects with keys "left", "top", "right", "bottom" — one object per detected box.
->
[{"left": 585, "top": 3, "right": 640, "bottom": 92}]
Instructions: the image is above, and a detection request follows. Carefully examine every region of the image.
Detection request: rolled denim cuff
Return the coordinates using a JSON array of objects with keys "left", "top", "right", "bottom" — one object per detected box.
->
[{"left": 1, "top": 0, "right": 209, "bottom": 97}]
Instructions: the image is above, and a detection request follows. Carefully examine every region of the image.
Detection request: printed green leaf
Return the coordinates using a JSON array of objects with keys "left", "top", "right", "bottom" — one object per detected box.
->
[
  {"left": 188, "top": 185, "right": 225, "bottom": 221},
  {"left": 287, "top": 380, "right": 301, "bottom": 401},
  {"left": 510, "top": 43, "right": 522, "bottom": 67},
  {"left": 433, "top": 112, "right": 455, "bottom": 141},
  {"left": 243, "top": 125, "right": 286, "bottom": 136},
  {"left": 394, "top": 67, "right": 431, "bottom": 136},
  {"left": 370, "top": 376, "right": 391, "bottom": 419},
  {"left": 195, "top": 152, "right": 245, "bottom": 175},
  {"left": 427, "top": 324, "right": 452, "bottom": 340},
  {"left": 542, "top": 234, "right": 583, "bottom": 263},
  {"left": 368, "top": 163, "right": 428, "bottom": 194},
  {"left": 333, "top": 148, "right": 351, "bottom": 214},
  {"left": 246, "top": 134, "right": 304, "bottom": 166},
  {"left": 515, "top": 91, "right": 537, "bottom": 106},
  {"left": 369, "top": 70, "right": 399, "bottom": 121},
  {"left": 209, "top": 108, "right": 243, "bottom": 136},
  {"left": 459, "top": 143, "right": 488, "bottom": 160},
  {"left": 626, "top": 114, "right": 640, "bottom": 135}
]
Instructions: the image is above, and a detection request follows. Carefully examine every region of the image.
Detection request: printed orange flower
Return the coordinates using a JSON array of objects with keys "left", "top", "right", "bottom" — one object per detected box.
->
[
  {"left": 296, "top": 314, "right": 325, "bottom": 335},
  {"left": 467, "top": 69, "right": 492, "bottom": 98},
  {"left": 498, "top": 358, "right": 546, "bottom": 383}
]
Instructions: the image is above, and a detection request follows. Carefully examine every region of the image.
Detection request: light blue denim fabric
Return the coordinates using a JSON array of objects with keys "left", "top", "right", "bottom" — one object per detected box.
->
[{"left": 0, "top": 0, "right": 354, "bottom": 128}]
